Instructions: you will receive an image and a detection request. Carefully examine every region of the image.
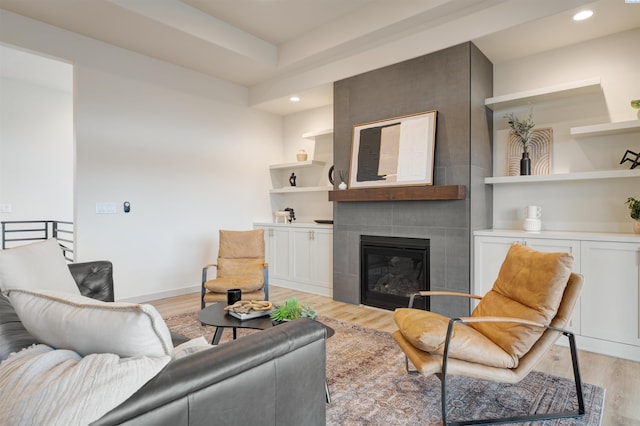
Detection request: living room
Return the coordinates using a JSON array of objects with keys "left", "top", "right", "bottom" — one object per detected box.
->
[{"left": 1, "top": 0, "right": 639, "bottom": 424}]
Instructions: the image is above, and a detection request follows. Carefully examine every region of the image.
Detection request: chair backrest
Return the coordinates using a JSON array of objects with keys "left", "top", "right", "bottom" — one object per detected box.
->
[
  {"left": 218, "top": 229, "right": 264, "bottom": 260},
  {"left": 217, "top": 229, "right": 265, "bottom": 281},
  {"left": 471, "top": 243, "right": 574, "bottom": 360},
  {"left": 514, "top": 272, "right": 583, "bottom": 375}
]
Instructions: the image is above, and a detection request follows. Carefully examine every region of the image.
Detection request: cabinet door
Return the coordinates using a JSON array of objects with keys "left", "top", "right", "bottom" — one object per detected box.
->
[
  {"left": 292, "top": 228, "right": 333, "bottom": 290},
  {"left": 474, "top": 236, "right": 521, "bottom": 298},
  {"left": 263, "top": 227, "right": 291, "bottom": 280},
  {"left": 524, "top": 238, "right": 581, "bottom": 334},
  {"left": 311, "top": 228, "right": 333, "bottom": 289},
  {"left": 292, "top": 229, "right": 313, "bottom": 283},
  {"left": 581, "top": 241, "right": 640, "bottom": 347}
]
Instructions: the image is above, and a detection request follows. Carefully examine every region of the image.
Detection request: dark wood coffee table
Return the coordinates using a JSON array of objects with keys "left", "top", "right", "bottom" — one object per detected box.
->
[{"left": 198, "top": 303, "right": 275, "bottom": 344}]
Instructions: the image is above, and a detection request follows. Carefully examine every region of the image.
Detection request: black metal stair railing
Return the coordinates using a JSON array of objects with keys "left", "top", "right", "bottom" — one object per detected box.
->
[{"left": 1, "top": 220, "right": 74, "bottom": 261}]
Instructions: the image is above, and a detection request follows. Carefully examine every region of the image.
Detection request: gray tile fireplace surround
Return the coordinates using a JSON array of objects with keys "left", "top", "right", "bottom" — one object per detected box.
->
[
  {"left": 333, "top": 200, "right": 472, "bottom": 318},
  {"left": 331, "top": 42, "right": 493, "bottom": 318}
]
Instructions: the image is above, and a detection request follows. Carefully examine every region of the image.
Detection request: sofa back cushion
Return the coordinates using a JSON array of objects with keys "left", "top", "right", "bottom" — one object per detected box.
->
[
  {"left": 470, "top": 243, "right": 573, "bottom": 359},
  {"left": 0, "top": 239, "right": 80, "bottom": 294},
  {"left": 4, "top": 289, "right": 173, "bottom": 358}
]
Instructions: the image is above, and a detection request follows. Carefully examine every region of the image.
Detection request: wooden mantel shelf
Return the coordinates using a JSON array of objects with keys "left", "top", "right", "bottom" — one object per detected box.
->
[{"left": 328, "top": 185, "right": 465, "bottom": 202}]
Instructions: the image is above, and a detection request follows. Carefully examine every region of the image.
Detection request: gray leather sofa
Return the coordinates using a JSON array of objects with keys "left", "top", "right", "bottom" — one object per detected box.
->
[{"left": 0, "top": 261, "right": 327, "bottom": 425}]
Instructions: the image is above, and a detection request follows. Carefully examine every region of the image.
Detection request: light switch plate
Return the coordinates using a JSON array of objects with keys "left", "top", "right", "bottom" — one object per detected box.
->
[
  {"left": 0, "top": 203, "right": 12, "bottom": 213},
  {"left": 96, "top": 202, "right": 117, "bottom": 214}
]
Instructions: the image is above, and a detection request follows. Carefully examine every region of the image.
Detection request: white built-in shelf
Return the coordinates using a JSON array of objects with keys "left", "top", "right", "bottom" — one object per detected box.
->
[
  {"left": 269, "top": 160, "right": 325, "bottom": 170},
  {"left": 270, "top": 186, "right": 333, "bottom": 194},
  {"left": 302, "top": 129, "right": 333, "bottom": 140},
  {"left": 484, "top": 77, "right": 602, "bottom": 111},
  {"left": 485, "top": 169, "right": 640, "bottom": 184},
  {"left": 570, "top": 120, "right": 640, "bottom": 137}
]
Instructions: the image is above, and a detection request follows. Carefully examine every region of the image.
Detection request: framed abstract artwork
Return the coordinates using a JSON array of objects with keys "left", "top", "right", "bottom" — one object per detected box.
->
[{"left": 349, "top": 110, "right": 437, "bottom": 189}]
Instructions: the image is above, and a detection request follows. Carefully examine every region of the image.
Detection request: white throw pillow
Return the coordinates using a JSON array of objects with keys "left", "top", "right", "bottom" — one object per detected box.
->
[
  {"left": 0, "top": 239, "right": 79, "bottom": 294},
  {"left": 173, "top": 336, "right": 213, "bottom": 360},
  {"left": 0, "top": 344, "right": 170, "bottom": 425},
  {"left": 4, "top": 289, "right": 173, "bottom": 358}
]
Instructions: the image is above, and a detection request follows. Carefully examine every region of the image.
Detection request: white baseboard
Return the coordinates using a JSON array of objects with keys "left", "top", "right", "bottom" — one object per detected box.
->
[{"left": 118, "top": 285, "right": 200, "bottom": 304}]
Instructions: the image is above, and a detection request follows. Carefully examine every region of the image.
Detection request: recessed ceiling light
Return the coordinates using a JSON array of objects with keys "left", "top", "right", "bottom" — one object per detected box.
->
[
  {"left": 573, "top": 10, "right": 593, "bottom": 21},
  {"left": 289, "top": 96, "right": 300, "bottom": 102}
]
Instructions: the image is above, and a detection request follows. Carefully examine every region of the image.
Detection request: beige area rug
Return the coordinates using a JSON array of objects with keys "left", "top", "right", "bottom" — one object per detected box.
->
[{"left": 164, "top": 312, "right": 604, "bottom": 425}]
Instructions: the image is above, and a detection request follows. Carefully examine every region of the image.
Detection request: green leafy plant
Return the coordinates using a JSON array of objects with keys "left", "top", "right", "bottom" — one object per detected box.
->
[
  {"left": 270, "top": 297, "right": 316, "bottom": 322},
  {"left": 505, "top": 110, "right": 535, "bottom": 152},
  {"left": 625, "top": 197, "right": 640, "bottom": 220}
]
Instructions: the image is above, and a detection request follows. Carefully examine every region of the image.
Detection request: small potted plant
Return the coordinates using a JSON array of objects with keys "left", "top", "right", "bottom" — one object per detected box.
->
[
  {"left": 625, "top": 197, "right": 640, "bottom": 234},
  {"left": 505, "top": 110, "right": 535, "bottom": 175},
  {"left": 270, "top": 297, "right": 317, "bottom": 324}
]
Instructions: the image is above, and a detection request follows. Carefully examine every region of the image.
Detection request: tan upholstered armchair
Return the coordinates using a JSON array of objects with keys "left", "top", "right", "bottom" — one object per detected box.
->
[
  {"left": 201, "top": 229, "right": 269, "bottom": 309},
  {"left": 393, "top": 243, "right": 585, "bottom": 425}
]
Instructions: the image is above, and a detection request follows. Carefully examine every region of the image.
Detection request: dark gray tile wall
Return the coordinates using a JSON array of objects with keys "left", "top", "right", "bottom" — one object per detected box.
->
[{"left": 332, "top": 42, "right": 493, "bottom": 317}]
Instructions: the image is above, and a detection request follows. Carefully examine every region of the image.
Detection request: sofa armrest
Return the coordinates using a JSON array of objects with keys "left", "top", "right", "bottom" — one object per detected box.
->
[
  {"left": 92, "top": 319, "right": 327, "bottom": 426},
  {"left": 68, "top": 261, "right": 114, "bottom": 302}
]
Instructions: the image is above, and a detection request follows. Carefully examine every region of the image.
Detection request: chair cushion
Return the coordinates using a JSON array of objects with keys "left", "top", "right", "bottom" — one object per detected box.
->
[
  {"left": 394, "top": 308, "right": 517, "bottom": 368},
  {"left": 4, "top": 289, "right": 173, "bottom": 358},
  {"left": 470, "top": 242, "right": 573, "bottom": 360},
  {"left": 206, "top": 257, "right": 264, "bottom": 293},
  {"left": 0, "top": 239, "right": 80, "bottom": 294},
  {"left": 219, "top": 229, "right": 264, "bottom": 259}
]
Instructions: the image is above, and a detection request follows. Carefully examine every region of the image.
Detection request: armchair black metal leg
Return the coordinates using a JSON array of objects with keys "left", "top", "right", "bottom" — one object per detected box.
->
[{"left": 439, "top": 324, "right": 586, "bottom": 425}]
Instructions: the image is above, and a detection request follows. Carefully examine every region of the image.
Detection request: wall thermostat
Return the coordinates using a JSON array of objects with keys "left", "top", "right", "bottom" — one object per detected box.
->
[{"left": 124, "top": 201, "right": 131, "bottom": 213}]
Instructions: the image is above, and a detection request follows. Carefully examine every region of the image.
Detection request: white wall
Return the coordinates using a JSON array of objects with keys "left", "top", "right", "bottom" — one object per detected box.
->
[
  {"left": 268, "top": 105, "right": 333, "bottom": 223},
  {"left": 1, "top": 11, "right": 283, "bottom": 301},
  {"left": 0, "top": 77, "right": 73, "bottom": 222},
  {"left": 491, "top": 28, "right": 640, "bottom": 233}
]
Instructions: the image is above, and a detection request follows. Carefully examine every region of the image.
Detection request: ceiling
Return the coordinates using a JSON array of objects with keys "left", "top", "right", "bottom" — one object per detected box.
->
[{"left": 1, "top": 0, "right": 639, "bottom": 115}]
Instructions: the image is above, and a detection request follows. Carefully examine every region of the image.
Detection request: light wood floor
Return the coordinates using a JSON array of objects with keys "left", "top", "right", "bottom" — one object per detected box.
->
[{"left": 149, "top": 286, "right": 640, "bottom": 425}]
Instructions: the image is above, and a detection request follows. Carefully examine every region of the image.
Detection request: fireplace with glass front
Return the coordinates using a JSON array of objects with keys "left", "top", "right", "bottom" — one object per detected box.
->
[{"left": 360, "top": 235, "right": 430, "bottom": 311}]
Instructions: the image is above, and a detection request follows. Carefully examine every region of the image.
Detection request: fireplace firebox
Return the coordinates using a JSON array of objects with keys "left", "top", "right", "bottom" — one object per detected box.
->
[{"left": 360, "top": 235, "right": 429, "bottom": 311}]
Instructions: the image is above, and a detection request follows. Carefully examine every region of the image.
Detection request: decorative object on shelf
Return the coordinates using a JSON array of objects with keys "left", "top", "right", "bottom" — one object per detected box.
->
[
  {"left": 328, "top": 165, "right": 335, "bottom": 185},
  {"left": 620, "top": 149, "right": 639, "bottom": 169},
  {"left": 270, "top": 297, "right": 316, "bottom": 324},
  {"left": 284, "top": 207, "right": 296, "bottom": 223},
  {"left": 523, "top": 205, "right": 542, "bottom": 232},
  {"left": 289, "top": 172, "right": 297, "bottom": 186},
  {"left": 507, "top": 128, "right": 553, "bottom": 176},
  {"left": 273, "top": 210, "right": 289, "bottom": 223},
  {"left": 631, "top": 99, "right": 640, "bottom": 109},
  {"left": 296, "top": 149, "right": 308, "bottom": 161},
  {"left": 505, "top": 110, "right": 536, "bottom": 176},
  {"left": 338, "top": 169, "right": 347, "bottom": 190},
  {"left": 625, "top": 197, "right": 640, "bottom": 234},
  {"left": 520, "top": 152, "right": 531, "bottom": 175},
  {"left": 349, "top": 110, "right": 437, "bottom": 189}
]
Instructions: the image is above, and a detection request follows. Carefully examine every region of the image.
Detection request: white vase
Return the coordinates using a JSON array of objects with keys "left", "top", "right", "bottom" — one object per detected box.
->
[{"left": 338, "top": 181, "right": 347, "bottom": 190}]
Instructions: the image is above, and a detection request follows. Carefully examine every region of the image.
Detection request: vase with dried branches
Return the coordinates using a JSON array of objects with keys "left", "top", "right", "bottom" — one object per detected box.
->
[{"left": 505, "top": 110, "right": 535, "bottom": 175}]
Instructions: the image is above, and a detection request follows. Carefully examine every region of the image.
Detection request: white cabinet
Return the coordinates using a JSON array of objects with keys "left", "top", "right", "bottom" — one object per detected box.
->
[
  {"left": 474, "top": 230, "right": 640, "bottom": 361},
  {"left": 580, "top": 241, "right": 640, "bottom": 348},
  {"left": 262, "top": 226, "right": 291, "bottom": 281},
  {"left": 474, "top": 235, "right": 581, "bottom": 334},
  {"left": 254, "top": 223, "right": 333, "bottom": 297},
  {"left": 292, "top": 227, "right": 333, "bottom": 291}
]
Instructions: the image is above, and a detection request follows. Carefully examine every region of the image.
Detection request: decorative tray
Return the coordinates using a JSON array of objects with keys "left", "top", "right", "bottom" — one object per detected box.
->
[
  {"left": 314, "top": 219, "right": 333, "bottom": 224},
  {"left": 228, "top": 309, "right": 274, "bottom": 321}
]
